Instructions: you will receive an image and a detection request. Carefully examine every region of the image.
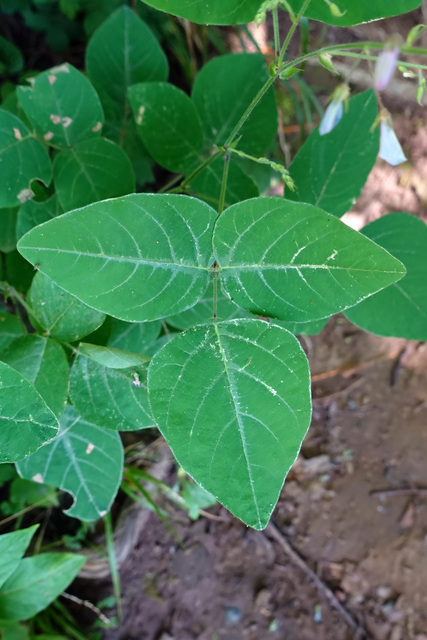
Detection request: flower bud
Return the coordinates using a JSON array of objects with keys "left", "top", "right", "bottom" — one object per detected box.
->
[
  {"left": 374, "top": 42, "right": 400, "bottom": 91},
  {"left": 319, "top": 84, "right": 349, "bottom": 136}
]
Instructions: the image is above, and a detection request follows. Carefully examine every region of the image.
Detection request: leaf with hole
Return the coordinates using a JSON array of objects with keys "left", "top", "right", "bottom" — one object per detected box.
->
[
  {"left": 148, "top": 319, "right": 311, "bottom": 529},
  {"left": 0, "top": 110, "right": 51, "bottom": 208},
  {"left": 0, "top": 361, "right": 59, "bottom": 463},
  {"left": 287, "top": 90, "right": 379, "bottom": 217},
  {"left": 213, "top": 197, "right": 406, "bottom": 322},
  {"left": 53, "top": 137, "right": 135, "bottom": 211},
  {"left": 29, "top": 272, "right": 106, "bottom": 342},
  {"left": 17, "top": 405, "right": 124, "bottom": 521},
  {"left": 17, "top": 194, "right": 217, "bottom": 322},
  {"left": 192, "top": 54, "right": 278, "bottom": 155},
  {"left": 17, "top": 63, "right": 104, "bottom": 148},
  {"left": 345, "top": 213, "right": 427, "bottom": 339},
  {"left": 0, "top": 335, "right": 69, "bottom": 418}
]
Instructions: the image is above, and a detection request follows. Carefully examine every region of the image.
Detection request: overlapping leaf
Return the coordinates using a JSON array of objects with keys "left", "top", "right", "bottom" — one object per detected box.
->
[
  {"left": 0, "top": 526, "right": 37, "bottom": 590},
  {"left": 108, "top": 318, "right": 161, "bottom": 354},
  {"left": 148, "top": 319, "right": 312, "bottom": 529},
  {"left": 70, "top": 347, "right": 154, "bottom": 431},
  {"left": 285, "top": 0, "right": 422, "bottom": 26},
  {"left": 53, "top": 137, "right": 135, "bottom": 211},
  {"left": 17, "top": 63, "right": 104, "bottom": 148},
  {"left": 137, "top": 0, "right": 261, "bottom": 24},
  {"left": 17, "top": 405, "right": 124, "bottom": 521},
  {"left": 17, "top": 194, "right": 62, "bottom": 240},
  {"left": 0, "top": 312, "right": 25, "bottom": 351},
  {"left": 192, "top": 54, "right": 278, "bottom": 156},
  {"left": 129, "top": 82, "right": 204, "bottom": 173},
  {"left": 345, "top": 213, "right": 427, "bottom": 339},
  {"left": 287, "top": 91, "right": 379, "bottom": 217},
  {"left": 0, "top": 207, "right": 18, "bottom": 252},
  {"left": 17, "top": 194, "right": 217, "bottom": 322},
  {"left": 213, "top": 198, "right": 406, "bottom": 322},
  {"left": 0, "top": 361, "right": 58, "bottom": 463},
  {"left": 0, "top": 110, "right": 51, "bottom": 208},
  {"left": 0, "top": 335, "right": 69, "bottom": 418}
]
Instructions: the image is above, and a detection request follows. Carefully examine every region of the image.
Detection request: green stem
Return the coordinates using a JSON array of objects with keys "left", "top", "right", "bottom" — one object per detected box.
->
[
  {"left": 272, "top": 5, "right": 280, "bottom": 62},
  {"left": 217, "top": 152, "right": 230, "bottom": 216},
  {"left": 158, "top": 172, "right": 184, "bottom": 193},
  {"left": 278, "top": 0, "right": 312, "bottom": 66},
  {"left": 180, "top": 150, "right": 222, "bottom": 189},
  {"left": 104, "top": 512, "right": 122, "bottom": 624},
  {"left": 213, "top": 266, "right": 218, "bottom": 322},
  {"left": 0, "top": 280, "right": 38, "bottom": 325}
]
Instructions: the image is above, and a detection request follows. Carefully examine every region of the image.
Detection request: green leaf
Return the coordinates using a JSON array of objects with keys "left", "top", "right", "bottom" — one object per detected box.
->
[
  {"left": 0, "top": 37, "right": 23, "bottom": 74},
  {"left": 18, "top": 194, "right": 217, "bottom": 322},
  {"left": 0, "top": 335, "right": 69, "bottom": 418},
  {"left": 213, "top": 197, "right": 406, "bottom": 322},
  {"left": 70, "top": 350, "right": 154, "bottom": 431},
  {"left": 192, "top": 54, "right": 278, "bottom": 155},
  {"left": 29, "top": 272, "right": 106, "bottom": 342},
  {"left": 129, "top": 82, "right": 203, "bottom": 173},
  {"left": 137, "top": 0, "right": 261, "bottom": 24},
  {"left": 0, "top": 619, "right": 28, "bottom": 640},
  {"left": 17, "top": 194, "right": 62, "bottom": 240},
  {"left": 167, "top": 279, "right": 251, "bottom": 330},
  {"left": 0, "top": 553, "right": 85, "bottom": 621},
  {"left": 0, "top": 526, "right": 38, "bottom": 590},
  {"left": 86, "top": 6, "right": 168, "bottom": 109},
  {"left": 16, "top": 405, "right": 123, "bottom": 521},
  {"left": 188, "top": 156, "right": 259, "bottom": 208},
  {"left": 148, "top": 319, "right": 311, "bottom": 529},
  {"left": 17, "top": 63, "right": 104, "bottom": 148},
  {"left": 108, "top": 318, "right": 161, "bottom": 354},
  {"left": 345, "top": 213, "right": 427, "bottom": 339},
  {"left": 0, "top": 110, "right": 51, "bottom": 208},
  {"left": 0, "top": 207, "right": 18, "bottom": 252},
  {"left": 53, "top": 137, "right": 135, "bottom": 212},
  {"left": 287, "top": 90, "right": 379, "bottom": 217},
  {"left": 104, "top": 114, "right": 154, "bottom": 187},
  {"left": 285, "top": 0, "right": 422, "bottom": 26},
  {"left": 77, "top": 342, "right": 150, "bottom": 368},
  {"left": 0, "top": 312, "right": 25, "bottom": 351},
  {"left": 1, "top": 251, "right": 34, "bottom": 294},
  {"left": 0, "top": 360, "right": 59, "bottom": 463}
]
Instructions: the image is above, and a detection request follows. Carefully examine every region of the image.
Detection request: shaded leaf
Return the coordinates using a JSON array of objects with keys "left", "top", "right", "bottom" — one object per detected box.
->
[
  {"left": 108, "top": 318, "right": 161, "bottom": 354},
  {"left": 77, "top": 342, "right": 150, "bottom": 368},
  {"left": 0, "top": 207, "right": 18, "bottom": 252},
  {"left": 18, "top": 194, "right": 217, "bottom": 322},
  {"left": 17, "top": 194, "right": 62, "bottom": 240},
  {"left": 148, "top": 319, "right": 311, "bottom": 529},
  {"left": 0, "top": 312, "right": 25, "bottom": 352},
  {"left": 0, "top": 526, "right": 37, "bottom": 590},
  {"left": 213, "top": 197, "right": 406, "bottom": 322},
  {"left": 17, "top": 405, "right": 123, "bottom": 521},
  {"left": 188, "top": 156, "right": 259, "bottom": 208}
]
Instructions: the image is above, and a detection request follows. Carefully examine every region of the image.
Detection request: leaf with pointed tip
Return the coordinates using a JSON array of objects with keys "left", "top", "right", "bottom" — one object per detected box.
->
[
  {"left": 17, "top": 194, "right": 217, "bottom": 322},
  {"left": 0, "top": 335, "right": 69, "bottom": 418},
  {"left": 0, "top": 207, "right": 18, "bottom": 252},
  {"left": 70, "top": 349, "right": 154, "bottom": 431},
  {"left": 129, "top": 82, "right": 203, "bottom": 173},
  {"left": 287, "top": 91, "right": 379, "bottom": 217},
  {"left": 137, "top": 0, "right": 261, "bottom": 24},
  {"left": 16, "top": 405, "right": 123, "bottom": 521},
  {"left": 29, "top": 272, "right": 105, "bottom": 342},
  {"left": 0, "top": 526, "right": 38, "bottom": 590},
  {"left": 53, "top": 137, "right": 135, "bottom": 212},
  {"left": 0, "top": 553, "right": 85, "bottom": 621},
  {"left": 17, "top": 63, "right": 104, "bottom": 148},
  {"left": 345, "top": 213, "right": 427, "bottom": 339},
  {"left": 86, "top": 6, "right": 168, "bottom": 108},
  {"left": 148, "top": 319, "right": 311, "bottom": 529},
  {"left": 0, "top": 312, "right": 25, "bottom": 351},
  {"left": 0, "top": 110, "right": 51, "bottom": 208},
  {"left": 284, "top": 0, "right": 421, "bottom": 26},
  {"left": 213, "top": 198, "right": 406, "bottom": 322},
  {"left": 0, "top": 361, "right": 59, "bottom": 463},
  {"left": 192, "top": 54, "right": 278, "bottom": 155},
  {"left": 108, "top": 319, "right": 161, "bottom": 354},
  {"left": 17, "top": 194, "right": 62, "bottom": 240}
]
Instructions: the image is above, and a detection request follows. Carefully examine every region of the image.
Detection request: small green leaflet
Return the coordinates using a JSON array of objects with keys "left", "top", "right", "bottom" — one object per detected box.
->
[
  {"left": 0, "top": 361, "right": 58, "bottom": 463},
  {"left": 213, "top": 198, "right": 406, "bottom": 322},
  {"left": 17, "top": 63, "right": 104, "bottom": 148},
  {"left": 17, "top": 405, "right": 124, "bottom": 521},
  {"left": 0, "top": 110, "right": 51, "bottom": 208},
  {"left": 0, "top": 526, "right": 38, "bottom": 590},
  {"left": 345, "top": 213, "right": 427, "bottom": 339},
  {"left": 17, "top": 194, "right": 217, "bottom": 322},
  {"left": 287, "top": 91, "right": 379, "bottom": 217},
  {"left": 148, "top": 319, "right": 312, "bottom": 529}
]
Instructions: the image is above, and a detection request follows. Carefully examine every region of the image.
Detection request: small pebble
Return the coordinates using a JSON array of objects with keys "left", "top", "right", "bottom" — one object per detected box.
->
[{"left": 224, "top": 605, "right": 243, "bottom": 625}]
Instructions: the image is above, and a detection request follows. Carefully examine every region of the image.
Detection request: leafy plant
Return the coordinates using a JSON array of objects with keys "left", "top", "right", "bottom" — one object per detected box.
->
[{"left": 0, "top": 0, "right": 426, "bottom": 547}]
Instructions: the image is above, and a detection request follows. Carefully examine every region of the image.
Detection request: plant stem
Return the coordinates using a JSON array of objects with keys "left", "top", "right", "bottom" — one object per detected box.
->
[
  {"left": 272, "top": 5, "right": 280, "bottom": 62},
  {"left": 180, "top": 150, "right": 222, "bottom": 189},
  {"left": 278, "top": 0, "right": 312, "bottom": 66},
  {"left": 212, "top": 266, "right": 218, "bottom": 322},
  {"left": 104, "top": 512, "right": 122, "bottom": 624},
  {"left": 217, "top": 152, "right": 230, "bottom": 216}
]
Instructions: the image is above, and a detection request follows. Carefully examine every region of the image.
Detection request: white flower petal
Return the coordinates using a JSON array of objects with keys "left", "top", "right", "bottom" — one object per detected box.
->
[
  {"left": 378, "top": 121, "right": 407, "bottom": 166},
  {"left": 319, "top": 101, "right": 343, "bottom": 136}
]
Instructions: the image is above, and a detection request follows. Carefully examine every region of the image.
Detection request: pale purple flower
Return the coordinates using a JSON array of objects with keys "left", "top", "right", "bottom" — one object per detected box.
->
[
  {"left": 378, "top": 119, "right": 407, "bottom": 166},
  {"left": 374, "top": 45, "right": 400, "bottom": 91},
  {"left": 319, "top": 84, "right": 349, "bottom": 136}
]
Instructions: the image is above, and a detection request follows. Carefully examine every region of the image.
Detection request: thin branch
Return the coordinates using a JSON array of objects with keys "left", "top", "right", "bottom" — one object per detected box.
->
[{"left": 61, "top": 592, "right": 111, "bottom": 626}]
